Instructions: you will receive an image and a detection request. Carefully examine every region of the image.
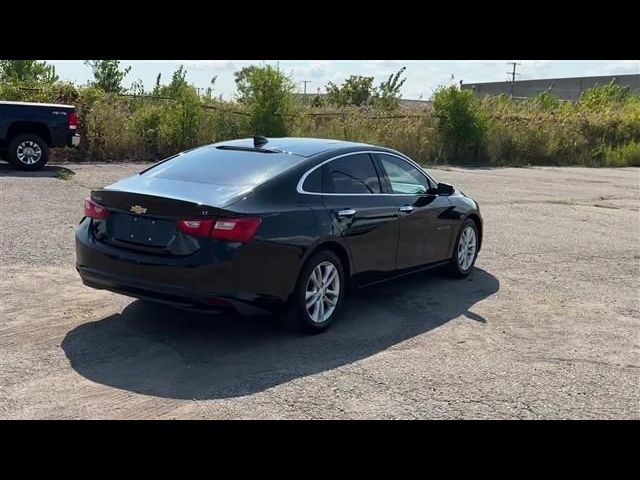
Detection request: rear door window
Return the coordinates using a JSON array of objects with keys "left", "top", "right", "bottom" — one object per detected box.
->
[{"left": 325, "top": 153, "right": 381, "bottom": 194}]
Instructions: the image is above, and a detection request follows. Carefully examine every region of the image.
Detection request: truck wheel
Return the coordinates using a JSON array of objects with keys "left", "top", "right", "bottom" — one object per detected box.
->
[{"left": 8, "top": 134, "right": 49, "bottom": 171}]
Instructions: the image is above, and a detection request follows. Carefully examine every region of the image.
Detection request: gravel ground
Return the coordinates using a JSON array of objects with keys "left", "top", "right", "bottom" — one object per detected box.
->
[{"left": 1, "top": 162, "right": 638, "bottom": 419}]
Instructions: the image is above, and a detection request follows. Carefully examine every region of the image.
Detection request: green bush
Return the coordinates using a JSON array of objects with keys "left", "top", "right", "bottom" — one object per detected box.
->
[
  {"left": 593, "top": 141, "right": 640, "bottom": 167},
  {"left": 234, "top": 65, "right": 295, "bottom": 136},
  {"left": 431, "top": 86, "right": 488, "bottom": 164},
  {"left": 579, "top": 80, "right": 631, "bottom": 109},
  {"left": 131, "top": 103, "right": 164, "bottom": 159}
]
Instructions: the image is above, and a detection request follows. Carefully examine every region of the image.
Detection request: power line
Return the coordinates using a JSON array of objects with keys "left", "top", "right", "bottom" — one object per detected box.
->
[{"left": 506, "top": 62, "right": 521, "bottom": 97}]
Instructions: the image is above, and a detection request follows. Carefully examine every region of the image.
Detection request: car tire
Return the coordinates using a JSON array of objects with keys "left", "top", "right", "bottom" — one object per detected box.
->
[
  {"left": 447, "top": 219, "right": 479, "bottom": 278},
  {"left": 8, "top": 134, "right": 49, "bottom": 171},
  {"left": 0, "top": 149, "right": 7, "bottom": 162},
  {"left": 282, "top": 249, "right": 346, "bottom": 334}
]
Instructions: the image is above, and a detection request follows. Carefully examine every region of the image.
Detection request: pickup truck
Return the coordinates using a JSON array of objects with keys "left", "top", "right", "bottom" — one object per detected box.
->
[{"left": 0, "top": 100, "right": 81, "bottom": 171}]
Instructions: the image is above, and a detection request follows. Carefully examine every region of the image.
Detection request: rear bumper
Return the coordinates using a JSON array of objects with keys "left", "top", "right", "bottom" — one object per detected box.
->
[
  {"left": 77, "top": 265, "right": 270, "bottom": 315},
  {"left": 75, "top": 218, "right": 300, "bottom": 315},
  {"left": 69, "top": 134, "right": 80, "bottom": 147}
]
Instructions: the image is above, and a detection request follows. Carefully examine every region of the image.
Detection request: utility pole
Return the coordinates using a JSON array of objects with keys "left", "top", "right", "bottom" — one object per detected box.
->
[
  {"left": 506, "top": 62, "right": 521, "bottom": 98},
  {"left": 301, "top": 79, "right": 312, "bottom": 95},
  {"left": 301, "top": 79, "right": 312, "bottom": 105}
]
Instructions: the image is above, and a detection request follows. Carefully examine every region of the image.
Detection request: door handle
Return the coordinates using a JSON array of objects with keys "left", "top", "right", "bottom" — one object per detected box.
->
[
  {"left": 399, "top": 205, "right": 415, "bottom": 212},
  {"left": 337, "top": 209, "right": 356, "bottom": 217}
]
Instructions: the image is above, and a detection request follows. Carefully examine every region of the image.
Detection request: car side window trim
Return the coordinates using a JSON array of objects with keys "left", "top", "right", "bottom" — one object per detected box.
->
[{"left": 297, "top": 150, "right": 438, "bottom": 196}]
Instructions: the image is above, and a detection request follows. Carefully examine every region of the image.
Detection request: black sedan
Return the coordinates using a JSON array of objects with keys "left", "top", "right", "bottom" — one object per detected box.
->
[{"left": 76, "top": 137, "right": 482, "bottom": 333}]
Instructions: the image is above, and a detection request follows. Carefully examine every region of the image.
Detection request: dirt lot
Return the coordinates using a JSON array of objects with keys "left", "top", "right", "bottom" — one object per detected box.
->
[{"left": 1, "top": 162, "right": 638, "bottom": 419}]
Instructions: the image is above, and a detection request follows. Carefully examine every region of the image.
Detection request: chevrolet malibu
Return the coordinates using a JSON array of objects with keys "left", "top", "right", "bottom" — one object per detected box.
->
[{"left": 76, "top": 137, "right": 482, "bottom": 333}]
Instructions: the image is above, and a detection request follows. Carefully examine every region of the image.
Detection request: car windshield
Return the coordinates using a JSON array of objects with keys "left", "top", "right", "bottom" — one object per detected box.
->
[{"left": 141, "top": 145, "right": 301, "bottom": 186}]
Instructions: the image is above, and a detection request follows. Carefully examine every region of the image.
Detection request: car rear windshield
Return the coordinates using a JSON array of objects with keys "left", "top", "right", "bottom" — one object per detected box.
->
[{"left": 141, "top": 146, "right": 301, "bottom": 186}]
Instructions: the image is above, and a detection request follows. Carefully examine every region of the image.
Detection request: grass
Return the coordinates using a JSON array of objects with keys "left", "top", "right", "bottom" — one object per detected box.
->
[{"left": 55, "top": 168, "right": 73, "bottom": 180}]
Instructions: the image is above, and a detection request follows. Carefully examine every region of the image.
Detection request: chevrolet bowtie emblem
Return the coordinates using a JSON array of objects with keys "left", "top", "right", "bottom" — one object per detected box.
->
[{"left": 130, "top": 205, "right": 147, "bottom": 215}]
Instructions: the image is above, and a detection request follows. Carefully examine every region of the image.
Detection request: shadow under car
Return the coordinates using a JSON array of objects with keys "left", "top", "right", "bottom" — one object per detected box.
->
[{"left": 62, "top": 268, "right": 499, "bottom": 400}]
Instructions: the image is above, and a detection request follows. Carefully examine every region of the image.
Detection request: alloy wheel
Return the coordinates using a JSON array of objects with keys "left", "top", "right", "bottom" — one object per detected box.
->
[
  {"left": 305, "top": 261, "right": 340, "bottom": 323},
  {"left": 16, "top": 140, "right": 42, "bottom": 165},
  {"left": 457, "top": 226, "right": 477, "bottom": 271}
]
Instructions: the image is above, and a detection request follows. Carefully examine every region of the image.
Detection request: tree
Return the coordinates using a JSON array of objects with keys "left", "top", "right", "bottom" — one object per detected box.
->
[
  {"left": 325, "top": 75, "right": 374, "bottom": 107},
  {"left": 373, "top": 67, "right": 407, "bottom": 110},
  {"left": 206, "top": 75, "right": 218, "bottom": 98},
  {"left": 311, "top": 89, "right": 325, "bottom": 108},
  {"left": 130, "top": 79, "right": 146, "bottom": 96},
  {"left": 166, "top": 65, "right": 189, "bottom": 96},
  {"left": 84, "top": 60, "right": 131, "bottom": 93},
  {"left": 0, "top": 60, "right": 59, "bottom": 84},
  {"left": 234, "top": 64, "right": 295, "bottom": 136},
  {"left": 152, "top": 66, "right": 202, "bottom": 149},
  {"left": 153, "top": 73, "right": 162, "bottom": 95},
  {"left": 234, "top": 66, "right": 261, "bottom": 101},
  {"left": 152, "top": 65, "right": 197, "bottom": 99}
]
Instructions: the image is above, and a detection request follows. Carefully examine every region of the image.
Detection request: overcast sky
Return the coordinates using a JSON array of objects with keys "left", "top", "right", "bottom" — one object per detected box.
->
[{"left": 46, "top": 60, "right": 639, "bottom": 100}]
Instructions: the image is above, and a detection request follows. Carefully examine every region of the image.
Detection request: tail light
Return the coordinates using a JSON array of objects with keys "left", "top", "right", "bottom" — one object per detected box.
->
[
  {"left": 212, "top": 218, "right": 262, "bottom": 242},
  {"left": 177, "top": 217, "right": 262, "bottom": 243},
  {"left": 84, "top": 198, "right": 109, "bottom": 219},
  {"left": 68, "top": 111, "right": 78, "bottom": 130},
  {"left": 177, "top": 219, "right": 215, "bottom": 237}
]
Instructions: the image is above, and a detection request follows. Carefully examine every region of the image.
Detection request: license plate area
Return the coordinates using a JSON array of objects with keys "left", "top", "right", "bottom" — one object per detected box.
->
[{"left": 109, "top": 213, "right": 176, "bottom": 247}]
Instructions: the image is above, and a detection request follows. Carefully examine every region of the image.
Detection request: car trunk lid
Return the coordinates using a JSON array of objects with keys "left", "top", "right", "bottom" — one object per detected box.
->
[{"left": 89, "top": 189, "right": 231, "bottom": 256}]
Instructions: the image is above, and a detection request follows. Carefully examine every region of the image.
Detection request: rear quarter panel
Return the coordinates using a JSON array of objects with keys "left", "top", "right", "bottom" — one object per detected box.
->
[{"left": 226, "top": 160, "right": 349, "bottom": 298}]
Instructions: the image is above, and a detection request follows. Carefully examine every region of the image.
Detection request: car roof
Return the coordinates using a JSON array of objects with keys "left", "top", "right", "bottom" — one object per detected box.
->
[{"left": 213, "top": 137, "right": 373, "bottom": 157}]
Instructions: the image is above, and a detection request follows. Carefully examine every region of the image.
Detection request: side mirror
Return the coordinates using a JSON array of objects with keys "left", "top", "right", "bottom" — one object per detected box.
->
[{"left": 428, "top": 183, "right": 454, "bottom": 196}]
